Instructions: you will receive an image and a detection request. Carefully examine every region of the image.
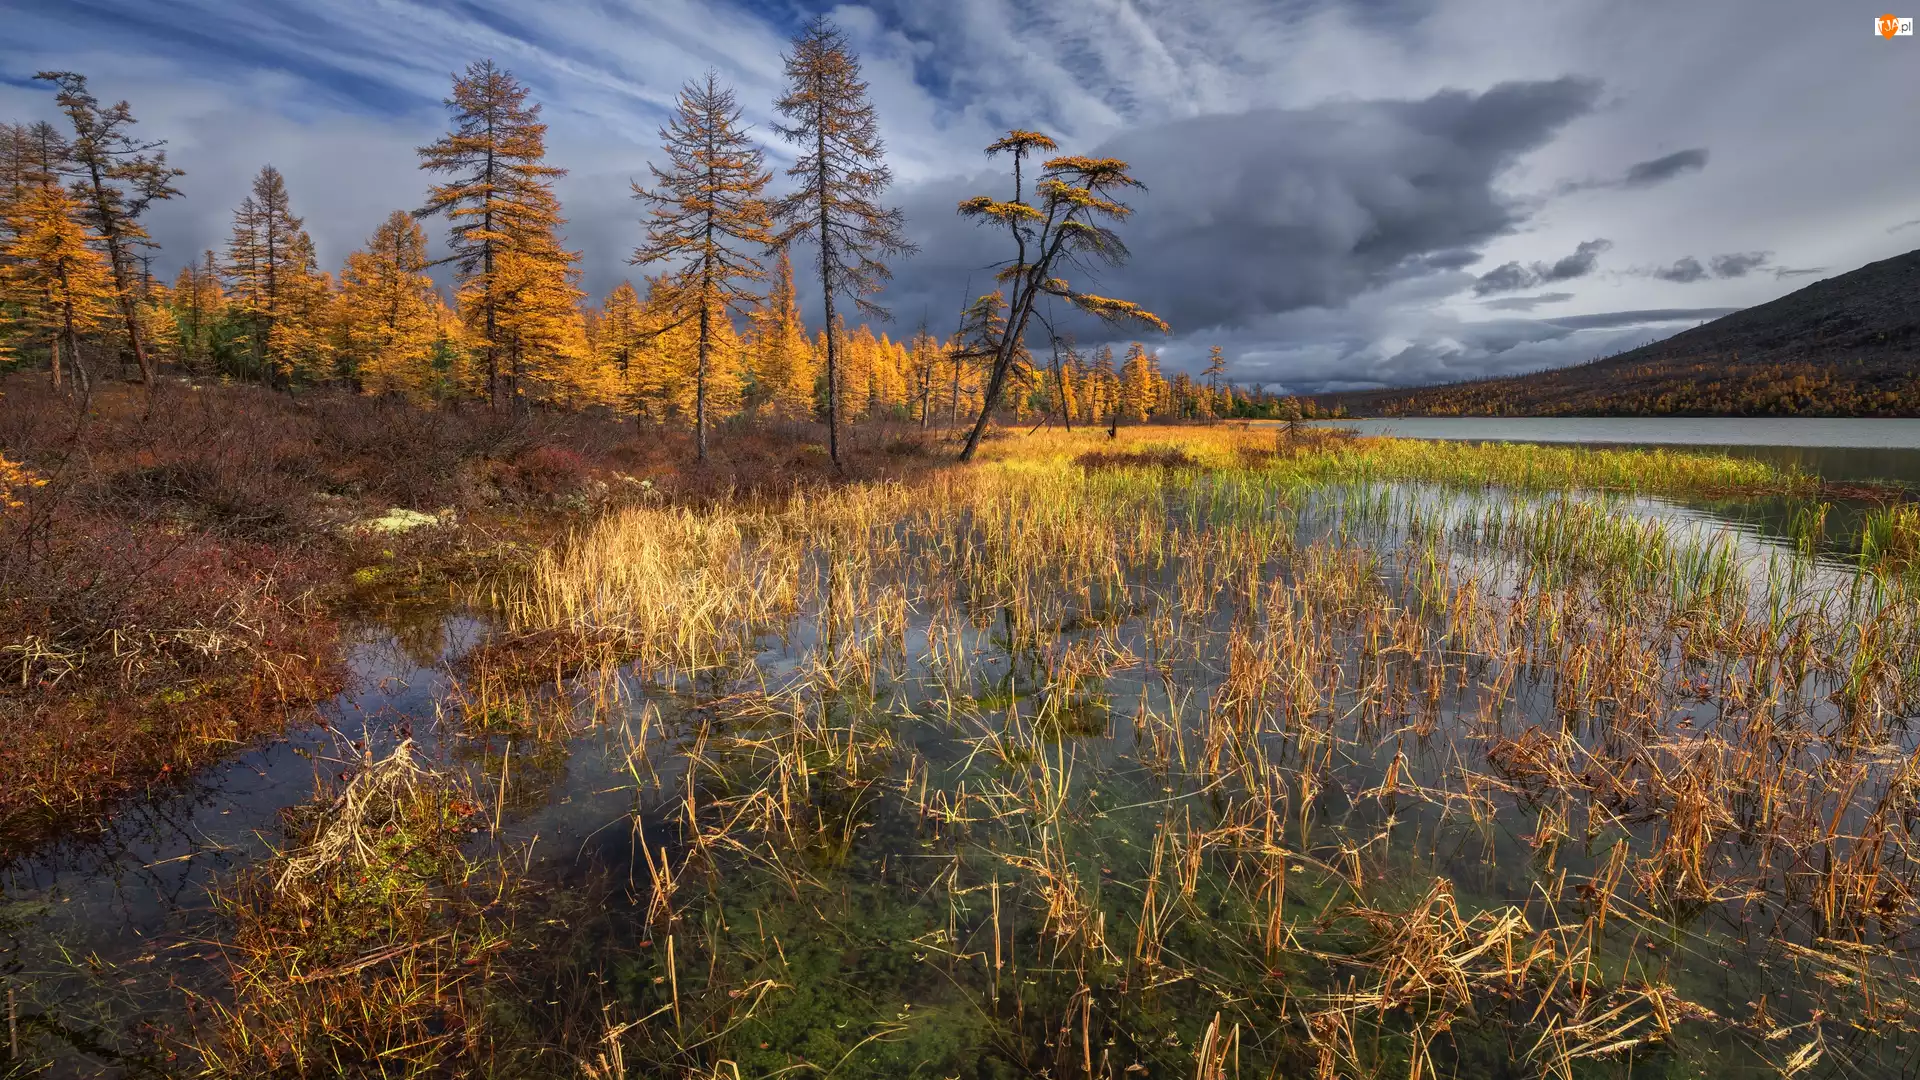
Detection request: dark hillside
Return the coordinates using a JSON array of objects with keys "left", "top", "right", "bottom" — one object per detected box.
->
[{"left": 1318, "top": 248, "right": 1920, "bottom": 416}]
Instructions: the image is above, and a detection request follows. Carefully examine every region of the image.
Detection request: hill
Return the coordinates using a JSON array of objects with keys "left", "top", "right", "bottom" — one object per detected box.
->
[{"left": 1316, "top": 248, "right": 1920, "bottom": 416}]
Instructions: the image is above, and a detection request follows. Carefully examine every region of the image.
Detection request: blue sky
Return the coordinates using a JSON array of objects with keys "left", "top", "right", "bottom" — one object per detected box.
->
[{"left": 4, "top": 0, "right": 1917, "bottom": 391}]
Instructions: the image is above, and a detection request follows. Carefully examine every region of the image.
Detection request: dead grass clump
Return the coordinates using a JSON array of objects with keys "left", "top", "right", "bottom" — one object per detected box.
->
[
  {"left": 1074, "top": 446, "right": 1197, "bottom": 471},
  {"left": 190, "top": 741, "right": 515, "bottom": 1076}
]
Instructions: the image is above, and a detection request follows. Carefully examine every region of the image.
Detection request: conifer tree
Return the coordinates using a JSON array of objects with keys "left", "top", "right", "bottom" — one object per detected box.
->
[
  {"left": 0, "top": 180, "right": 118, "bottom": 391},
  {"left": 772, "top": 16, "right": 915, "bottom": 468},
  {"left": 747, "top": 249, "right": 817, "bottom": 421},
  {"left": 224, "top": 166, "right": 328, "bottom": 383},
  {"left": 1051, "top": 339, "right": 1081, "bottom": 431},
  {"left": 35, "top": 72, "right": 184, "bottom": 384},
  {"left": 908, "top": 324, "right": 941, "bottom": 428},
  {"left": 633, "top": 72, "right": 774, "bottom": 460},
  {"left": 1119, "top": 342, "right": 1155, "bottom": 422},
  {"left": 170, "top": 251, "right": 224, "bottom": 374},
  {"left": 598, "top": 281, "right": 650, "bottom": 412},
  {"left": 339, "top": 210, "right": 440, "bottom": 399},
  {"left": 954, "top": 291, "right": 1007, "bottom": 425},
  {"left": 1202, "top": 344, "right": 1228, "bottom": 417},
  {"left": 955, "top": 131, "right": 1166, "bottom": 460},
  {"left": 417, "top": 60, "right": 575, "bottom": 408},
  {"left": 1092, "top": 345, "right": 1117, "bottom": 432}
]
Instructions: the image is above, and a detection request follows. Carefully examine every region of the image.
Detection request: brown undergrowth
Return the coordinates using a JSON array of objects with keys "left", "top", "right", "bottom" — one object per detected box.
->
[{"left": 0, "top": 375, "right": 969, "bottom": 857}]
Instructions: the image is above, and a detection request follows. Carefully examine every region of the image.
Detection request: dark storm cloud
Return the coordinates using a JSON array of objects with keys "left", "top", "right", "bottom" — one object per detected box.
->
[
  {"left": 1481, "top": 292, "right": 1574, "bottom": 311},
  {"left": 1470, "top": 238, "right": 1611, "bottom": 295},
  {"left": 871, "top": 76, "right": 1602, "bottom": 340},
  {"left": 1554, "top": 147, "right": 1707, "bottom": 194}
]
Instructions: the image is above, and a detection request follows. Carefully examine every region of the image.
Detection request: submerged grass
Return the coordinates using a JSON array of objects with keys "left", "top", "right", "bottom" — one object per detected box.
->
[
  {"left": 446, "top": 424, "right": 1920, "bottom": 1078},
  {"left": 24, "top": 420, "right": 1920, "bottom": 1078}
]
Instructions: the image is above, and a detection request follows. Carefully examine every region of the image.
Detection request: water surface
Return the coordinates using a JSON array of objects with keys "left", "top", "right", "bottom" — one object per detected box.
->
[{"left": 1324, "top": 417, "right": 1920, "bottom": 485}]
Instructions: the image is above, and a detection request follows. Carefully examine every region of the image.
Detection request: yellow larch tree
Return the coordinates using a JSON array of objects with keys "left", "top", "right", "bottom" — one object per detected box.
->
[
  {"left": 225, "top": 165, "right": 331, "bottom": 384},
  {"left": 1088, "top": 345, "right": 1116, "bottom": 427},
  {"left": 631, "top": 72, "right": 773, "bottom": 459},
  {"left": 907, "top": 326, "right": 942, "bottom": 427},
  {"left": 418, "top": 59, "right": 581, "bottom": 409},
  {"left": 483, "top": 241, "right": 593, "bottom": 406},
  {"left": 841, "top": 321, "right": 878, "bottom": 422},
  {"left": 0, "top": 179, "right": 118, "bottom": 390},
  {"left": 1119, "top": 342, "right": 1155, "bottom": 422},
  {"left": 169, "top": 250, "right": 224, "bottom": 374},
  {"left": 36, "top": 71, "right": 185, "bottom": 384},
  {"left": 953, "top": 131, "right": 1166, "bottom": 459},
  {"left": 1201, "top": 344, "right": 1228, "bottom": 418},
  {"left": 746, "top": 248, "right": 816, "bottom": 421},
  {"left": 597, "top": 281, "right": 649, "bottom": 414},
  {"left": 338, "top": 210, "right": 440, "bottom": 399}
]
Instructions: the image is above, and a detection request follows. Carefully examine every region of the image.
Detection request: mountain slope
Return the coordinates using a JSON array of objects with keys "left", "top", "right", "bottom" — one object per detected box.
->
[{"left": 1318, "top": 248, "right": 1920, "bottom": 416}]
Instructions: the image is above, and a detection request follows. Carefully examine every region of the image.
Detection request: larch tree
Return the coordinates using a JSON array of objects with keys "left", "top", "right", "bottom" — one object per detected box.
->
[
  {"left": 170, "top": 250, "right": 224, "bottom": 373},
  {"left": 954, "top": 130, "right": 1166, "bottom": 461},
  {"left": 908, "top": 324, "right": 941, "bottom": 428},
  {"left": 35, "top": 72, "right": 184, "bottom": 384},
  {"left": 598, "top": 281, "right": 649, "bottom": 412},
  {"left": 340, "top": 210, "right": 440, "bottom": 399},
  {"left": 953, "top": 291, "right": 1008, "bottom": 425},
  {"left": 0, "top": 180, "right": 118, "bottom": 391},
  {"left": 748, "top": 248, "right": 817, "bottom": 421},
  {"left": 224, "top": 165, "right": 328, "bottom": 384},
  {"left": 1051, "top": 338, "right": 1081, "bottom": 431},
  {"left": 632, "top": 72, "right": 774, "bottom": 461},
  {"left": 1202, "top": 344, "right": 1228, "bottom": 416},
  {"left": 417, "top": 60, "right": 574, "bottom": 409},
  {"left": 771, "top": 16, "right": 915, "bottom": 469}
]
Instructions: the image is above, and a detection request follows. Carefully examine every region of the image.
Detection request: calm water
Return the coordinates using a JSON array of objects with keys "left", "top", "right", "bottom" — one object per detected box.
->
[{"left": 1325, "top": 417, "right": 1920, "bottom": 485}]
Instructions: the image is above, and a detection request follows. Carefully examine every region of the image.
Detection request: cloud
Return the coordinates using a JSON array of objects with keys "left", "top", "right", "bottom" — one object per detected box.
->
[
  {"left": 1481, "top": 292, "right": 1574, "bottom": 311},
  {"left": 1206, "top": 300, "right": 1732, "bottom": 394},
  {"left": 1643, "top": 250, "right": 1774, "bottom": 283},
  {"left": 1555, "top": 147, "right": 1707, "bottom": 194},
  {"left": 1888, "top": 218, "right": 1920, "bottom": 234},
  {"left": 1653, "top": 256, "right": 1708, "bottom": 283},
  {"left": 1471, "top": 238, "right": 1612, "bottom": 295},
  {"left": 1620, "top": 148, "right": 1709, "bottom": 188},
  {"left": 878, "top": 76, "right": 1602, "bottom": 341},
  {"left": 1707, "top": 251, "right": 1770, "bottom": 278},
  {"left": 1772, "top": 266, "right": 1825, "bottom": 279},
  {"left": 1543, "top": 307, "right": 1739, "bottom": 330}
]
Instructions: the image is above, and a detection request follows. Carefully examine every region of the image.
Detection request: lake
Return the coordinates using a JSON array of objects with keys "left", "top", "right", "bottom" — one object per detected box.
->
[{"left": 1318, "top": 417, "right": 1920, "bottom": 485}]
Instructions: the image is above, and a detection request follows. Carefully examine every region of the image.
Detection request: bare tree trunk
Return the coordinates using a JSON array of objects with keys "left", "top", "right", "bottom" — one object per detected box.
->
[{"left": 696, "top": 296, "right": 711, "bottom": 462}]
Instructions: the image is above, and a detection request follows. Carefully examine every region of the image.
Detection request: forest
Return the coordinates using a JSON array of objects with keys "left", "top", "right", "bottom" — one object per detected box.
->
[{"left": 0, "top": 25, "right": 1332, "bottom": 480}]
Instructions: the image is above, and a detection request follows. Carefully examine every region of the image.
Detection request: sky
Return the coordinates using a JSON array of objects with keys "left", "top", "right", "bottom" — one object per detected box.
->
[{"left": 3, "top": 0, "right": 1916, "bottom": 393}]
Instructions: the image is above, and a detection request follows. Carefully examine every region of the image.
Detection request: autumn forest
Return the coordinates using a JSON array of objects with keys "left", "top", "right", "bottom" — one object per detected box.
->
[{"left": 0, "top": 20, "right": 1323, "bottom": 474}]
